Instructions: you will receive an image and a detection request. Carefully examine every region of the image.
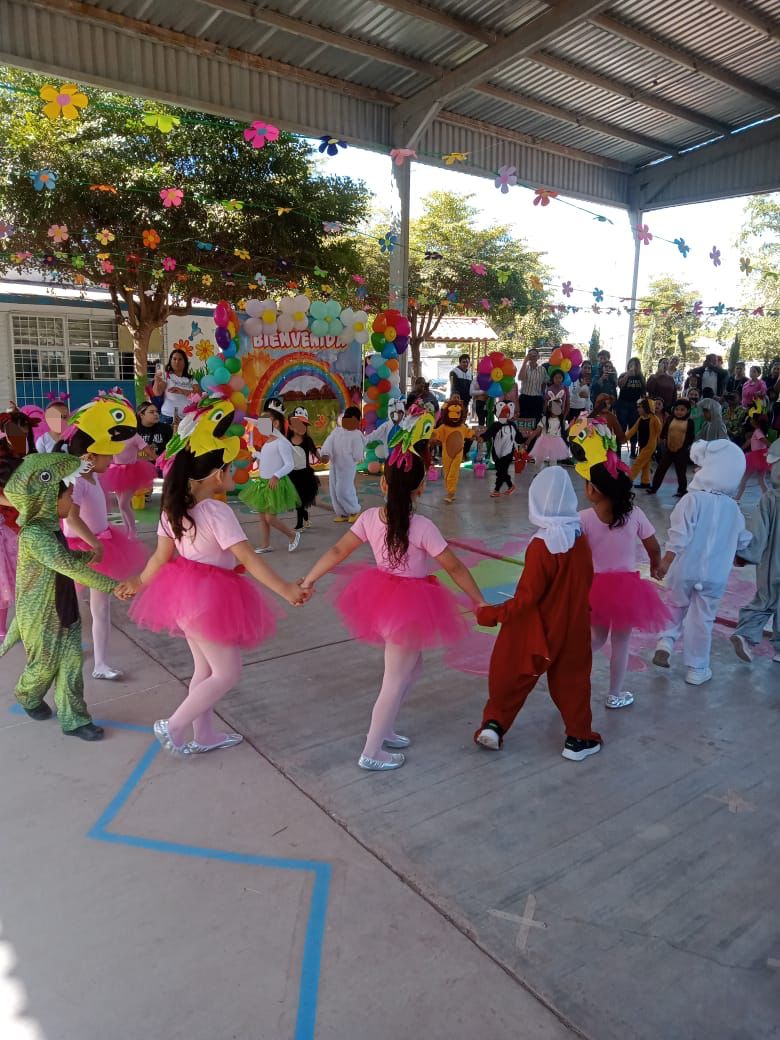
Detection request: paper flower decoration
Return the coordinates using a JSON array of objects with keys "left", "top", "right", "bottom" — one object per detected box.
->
[
  {"left": 500, "top": 297, "right": 511, "bottom": 307},
  {"left": 244, "top": 121, "right": 280, "bottom": 148},
  {"left": 311, "top": 266, "right": 327, "bottom": 278},
  {"left": 277, "top": 295, "right": 311, "bottom": 333},
  {"left": 11, "top": 251, "right": 32, "bottom": 264},
  {"left": 636, "top": 224, "right": 653, "bottom": 245},
  {"left": 195, "top": 241, "right": 213, "bottom": 252},
  {"left": 714, "top": 302, "right": 725, "bottom": 314},
  {"left": 470, "top": 263, "right": 487, "bottom": 276},
  {"left": 308, "top": 298, "right": 343, "bottom": 337},
  {"left": 339, "top": 307, "right": 369, "bottom": 344},
  {"left": 480, "top": 298, "right": 491, "bottom": 310},
  {"left": 244, "top": 297, "right": 278, "bottom": 336},
  {"left": 442, "top": 151, "right": 468, "bottom": 165},
  {"left": 90, "top": 183, "right": 117, "bottom": 194},
  {"left": 202, "top": 274, "right": 213, "bottom": 287},
  {"left": 139, "top": 231, "right": 160, "bottom": 252},
  {"left": 529, "top": 275, "right": 544, "bottom": 292},
  {"left": 351, "top": 274, "right": 366, "bottom": 285},
  {"left": 95, "top": 228, "right": 115, "bottom": 245},
  {"left": 495, "top": 165, "right": 517, "bottom": 193},
  {"left": 0, "top": 220, "right": 15, "bottom": 238},
  {"left": 674, "top": 237, "right": 690, "bottom": 257},
  {"left": 390, "top": 148, "right": 417, "bottom": 166},
  {"left": 446, "top": 290, "right": 459, "bottom": 303},
  {"left": 234, "top": 247, "right": 250, "bottom": 260},
  {"left": 162, "top": 256, "right": 177, "bottom": 272},
  {"left": 562, "top": 281, "right": 573, "bottom": 297},
  {"left": 40, "top": 82, "right": 88, "bottom": 121},
  {"left": 739, "top": 256, "right": 753, "bottom": 274},
  {"left": 593, "top": 288, "right": 604, "bottom": 303},
  {"left": 221, "top": 199, "right": 244, "bottom": 212},
  {"left": 752, "top": 306, "right": 764, "bottom": 316},
  {"left": 29, "top": 169, "right": 57, "bottom": 192},
  {"left": 72, "top": 255, "right": 85, "bottom": 269},
  {"left": 99, "top": 259, "right": 114, "bottom": 274},
  {"left": 323, "top": 221, "right": 342, "bottom": 234},
  {"left": 378, "top": 231, "right": 398, "bottom": 254},
  {"left": 318, "top": 136, "right": 347, "bottom": 156},
  {"left": 195, "top": 339, "right": 215, "bottom": 363},
  {"left": 252, "top": 272, "right": 267, "bottom": 287},
  {"left": 691, "top": 300, "right": 702, "bottom": 317},
  {"left": 42, "top": 251, "right": 56, "bottom": 267},
  {"left": 47, "top": 224, "right": 68, "bottom": 244},
  {"left": 160, "top": 187, "right": 183, "bottom": 208},
  {"left": 142, "top": 111, "right": 180, "bottom": 133},
  {"left": 496, "top": 269, "right": 510, "bottom": 285},
  {"left": 533, "top": 188, "right": 558, "bottom": 207},
  {"left": 355, "top": 285, "right": 368, "bottom": 300},
  {"left": 709, "top": 246, "right": 722, "bottom": 267},
  {"left": 476, "top": 351, "right": 516, "bottom": 398}
]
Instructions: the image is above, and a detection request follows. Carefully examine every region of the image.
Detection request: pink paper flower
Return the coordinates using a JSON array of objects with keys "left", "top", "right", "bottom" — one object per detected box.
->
[
  {"left": 99, "top": 259, "right": 114, "bottom": 274},
  {"left": 636, "top": 224, "right": 653, "bottom": 245},
  {"left": 47, "top": 224, "right": 68, "bottom": 243},
  {"left": 480, "top": 298, "right": 491, "bottom": 310},
  {"left": 494, "top": 165, "right": 517, "bottom": 194},
  {"left": 351, "top": 274, "right": 366, "bottom": 285},
  {"left": 243, "top": 121, "right": 280, "bottom": 149},
  {"left": 162, "top": 256, "right": 177, "bottom": 271},
  {"left": 160, "top": 187, "right": 183, "bottom": 208},
  {"left": 390, "top": 148, "right": 417, "bottom": 166},
  {"left": 500, "top": 297, "right": 511, "bottom": 307},
  {"left": 471, "top": 263, "right": 487, "bottom": 276}
]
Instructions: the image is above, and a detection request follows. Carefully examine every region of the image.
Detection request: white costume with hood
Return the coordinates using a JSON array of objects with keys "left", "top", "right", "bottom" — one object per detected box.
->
[
  {"left": 657, "top": 440, "right": 751, "bottom": 670},
  {"left": 321, "top": 423, "right": 365, "bottom": 517},
  {"left": 733, "top": 441, "right": 780, "bottom": 653}
]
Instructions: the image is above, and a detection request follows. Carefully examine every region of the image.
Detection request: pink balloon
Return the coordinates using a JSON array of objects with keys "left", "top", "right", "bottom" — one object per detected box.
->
[
  {"left": 214, "top": 301, "right": 231, "bottom": 327},
  {"left": 395, "top": 316, "right": 411, "bottom": 336},
  {"left": 569, "top": 348, "right": 583, "bottom": 367},
  {"left": 478, "top": 356, "right": 493, "bottom": 374}
]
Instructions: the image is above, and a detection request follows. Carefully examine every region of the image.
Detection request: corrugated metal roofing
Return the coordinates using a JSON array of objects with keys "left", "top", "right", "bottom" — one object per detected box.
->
[
  {"left": 425, "top": 316, "right": 498, "bottom": 342},
  {"left": 1, "top": 0, "right": 779, "bottom": 208}
]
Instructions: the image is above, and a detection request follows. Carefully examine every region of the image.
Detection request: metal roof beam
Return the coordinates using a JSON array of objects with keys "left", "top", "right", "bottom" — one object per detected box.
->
[
  {"left": 476, "top": 82, "right": 675, "bottom": 154},
  {"left": 391, "top": 0, "right": 615, "bottom": 146},
  {"left": 592, "top": 13, "right": 780, "bottom": 110},
  {"left": 704, "top": 0, "right": 780, "bottom": 41},
  {"left": 533, "top": 52, "right": 732, "bottom": 135},
  {"left": 370, "top": 0, "right": 496, "bottom": 45}
]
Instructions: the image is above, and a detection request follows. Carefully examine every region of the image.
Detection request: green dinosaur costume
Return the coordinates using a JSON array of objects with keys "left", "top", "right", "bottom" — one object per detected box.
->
[{"left": 0, "top": 453, "right": 118, "bottom": 731}]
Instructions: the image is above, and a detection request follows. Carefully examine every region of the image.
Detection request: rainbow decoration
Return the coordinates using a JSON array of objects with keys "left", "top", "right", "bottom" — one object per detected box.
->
[{"left": 247, "top": 350, "right": 351, "bottom": 416}]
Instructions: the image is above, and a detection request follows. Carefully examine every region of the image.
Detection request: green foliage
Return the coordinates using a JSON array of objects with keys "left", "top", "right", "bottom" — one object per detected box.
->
[
  {"left": 588, "top": 326, "right": 601, "bottom": 363},
  {"left": 0, "top": 67, "right": 371, "bottom": 382},
  {"left": 728, "top": 333, "right": 741, "bottom": 372},
  {"left": 632, "top": 277, "right": 702, "bottom": 369}
]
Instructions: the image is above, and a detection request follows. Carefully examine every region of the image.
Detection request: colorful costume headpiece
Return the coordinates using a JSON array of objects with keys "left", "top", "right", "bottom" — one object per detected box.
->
[
  {"left": 568, "top": 415, "right": 630, "bottom": 481},
  {"left": 3, "top": 452, "right": 84, "bottom": 527},
  {"left": 68, "top": 389, "right": 136, "bottom": 455},
  {"left": 0, "top": 405, "right": 39, "bottom": 458},
  {"left": 164, "top": 391, "right": 243, "bottom": 467},
  {"left": 387, "top": 404, "right": 434, "bottom": 470}
]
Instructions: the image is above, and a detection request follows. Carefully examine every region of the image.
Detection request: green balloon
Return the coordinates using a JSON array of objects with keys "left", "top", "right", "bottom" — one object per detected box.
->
[
  {"left": 371, "top": 332, "right": 385, "bottom": 349},
  {"left": 225, "top": 356, "right": 241, "bottom": 374},
  {"left": 500, "top": 375, "right": 514, "bottom": 391}
]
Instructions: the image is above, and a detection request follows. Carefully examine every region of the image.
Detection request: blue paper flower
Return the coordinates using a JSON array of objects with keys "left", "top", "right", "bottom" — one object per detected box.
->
[
  {"left": 378, "top": 231, "right": 398, "bottom": 254},
  {"left": 674, "top": 237, "right": 690, "bottom": 257},
  {"left": 593, "top": 287, "right": 604, "bottom": 303},
  {"left": 29, "top": 169, "right": 57, "bottom": 191},
  {"left": 318, "top": 135, "right": 347, "bottom": 156}
]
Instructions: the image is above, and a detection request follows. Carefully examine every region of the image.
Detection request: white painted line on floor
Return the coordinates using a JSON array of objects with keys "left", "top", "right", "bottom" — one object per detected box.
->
[{"left": 489, "top": 894, "right": 546, "bottom": 953}]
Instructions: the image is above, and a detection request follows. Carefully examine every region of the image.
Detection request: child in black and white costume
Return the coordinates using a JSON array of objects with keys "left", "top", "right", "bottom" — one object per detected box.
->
[
  {"left": 287, "top": 407, "right": 320, "bottom": 532},
  {"left": 481, "top": 401, "right": 519, "bottom": 498}
]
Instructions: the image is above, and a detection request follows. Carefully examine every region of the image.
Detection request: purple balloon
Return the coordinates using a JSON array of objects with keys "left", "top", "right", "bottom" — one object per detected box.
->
[
  {"left": 215, "top": 326, "right": 232, "bottom": 350},
  {"left": 569, "top": 364, "right": 581, "bottom": 381},
  {"left": 394, "top": 335, "right": 409, "bottom": 354},
  {"left": 477, "top": 372, "right": 491, "bottom": 391}
]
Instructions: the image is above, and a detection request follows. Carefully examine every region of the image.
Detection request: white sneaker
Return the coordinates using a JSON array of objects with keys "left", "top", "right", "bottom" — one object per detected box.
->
[
  {"left": 773, "top": 653, "right": 780, "bottom": 663},
  {"left": 685, "top": 667, "right": 712, "bottom": 686},
  {"left": 288, "top": 531, "right": 301, "bottom": 552},
  {"left": 730, "top": 633, "right": 753, "bottom": 662},
  {"left": 476, "top": 727, "right": 500, "bottom": 750},
  {"left": 605, "top": 691, "right": 634, "bottom": 709},
  {"left": 92, "top": 666, "right": 122, "bottom": 681}
]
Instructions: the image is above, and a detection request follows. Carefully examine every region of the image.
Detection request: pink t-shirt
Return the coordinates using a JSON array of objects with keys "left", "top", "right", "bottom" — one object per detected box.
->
[
  {"left": 159, "top": 498, "right": 247, "bottom": 569},
  {"left": 112, "top": 433, "right": 146, "bottom": 465},
  {"left": 351, "top": 507, "right": 448, "bottom": 577},
  {"left": 63, "top": 475, "right": 109, "bottom": 537},
  {"left": 579, "top": 505, "right": 655, "bottom": 574}
]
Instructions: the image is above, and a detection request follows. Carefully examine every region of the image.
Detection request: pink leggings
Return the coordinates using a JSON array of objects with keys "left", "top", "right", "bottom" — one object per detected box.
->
[
  {"left": 167, "top": 636, "right": 242, "bottom": 747},
  {"left": 591, "top": 625, "right": 632, "bottom": 697},
  {"left": 89, "top": 589, "right": 113, "bottom": 674},
  {"left": 117, "top": 490, "right": 136, "bottom": 535},
  {"left": 363, "top": 645, "right": 423, "bottom": 760}
]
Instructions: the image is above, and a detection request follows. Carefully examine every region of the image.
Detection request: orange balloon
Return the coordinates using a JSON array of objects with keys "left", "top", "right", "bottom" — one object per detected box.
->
[
  {"left": 501, "top": 358, "right": 516, "bottom": 376},
  {"left": 232, "top": 468, "right": 250, "bottom": 485},
  {"left": 367, "top": 385, "right": 380, "bottom": 400},
  {"left": 386, "top": 359, "right": 399, "bottom": 371},
  {"left": 373, "top": 314, "right": 388, "bottom": 333},
  {"left": 549, "top": 348, "right": 563, "bottom": 367}
]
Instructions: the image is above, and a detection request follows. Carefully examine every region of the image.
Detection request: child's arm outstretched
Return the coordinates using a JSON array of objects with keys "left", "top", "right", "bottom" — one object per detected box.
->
[
  {"left": 301, "top": 532, "right": 363, "bottom": 588},
  {"left": 476, "top": 539, "right": 552, "bottom": 626},
  {"left": 432, "top": 547, "right": 486, "bottom": 609},
  {"left": 641, "top": 534, "right": 662, "bottom": 579}
]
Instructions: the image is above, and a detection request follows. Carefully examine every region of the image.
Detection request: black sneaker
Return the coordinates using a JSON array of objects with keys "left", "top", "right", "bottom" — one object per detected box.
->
[
  {"left": 65, "top": 722, "right": 105, "bottom": 742},
  {"left": 562, "top": 737, "right": 601, "bottom": 762},
  {"left": 23, "top": 702, "right": 53, "bottom": 721}
]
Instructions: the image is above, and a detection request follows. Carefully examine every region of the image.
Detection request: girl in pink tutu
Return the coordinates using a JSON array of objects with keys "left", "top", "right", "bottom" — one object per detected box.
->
[
  {"left": 579, "top": 461, "right": 669, "bottom": 708},
  {"left": 526, "top": 400, "right": 570, "bottom": 465},
  {"left": 736, "top": 412, "right": 770, "bottom": 501},
  {"left": 100, "top": 431, "right": 156, "bottom": 534},
  {"left": 127, "top": 401, "right": 309, "bottom": 756},
  {"left": 300, "top": 415, "right": 485, "bottom": 771},
  {"left": 60, "top": 392, "right": 148, "bottom": 681}
]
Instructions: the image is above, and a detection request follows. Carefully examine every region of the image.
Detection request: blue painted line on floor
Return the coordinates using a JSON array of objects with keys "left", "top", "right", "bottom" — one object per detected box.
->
[{"left": 8, "top": 705, "right": 331, "bottom": 1039}]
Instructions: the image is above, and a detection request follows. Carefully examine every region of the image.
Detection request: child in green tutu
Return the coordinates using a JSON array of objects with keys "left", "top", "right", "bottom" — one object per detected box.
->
[{"left": 239, "top": 406, "right": 302, "bottom": 554}]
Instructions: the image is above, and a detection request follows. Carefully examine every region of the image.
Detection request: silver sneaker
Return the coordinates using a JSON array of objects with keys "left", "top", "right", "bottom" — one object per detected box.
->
[{"left": 358, "top": 752, "right": 404, "bottom": 771}]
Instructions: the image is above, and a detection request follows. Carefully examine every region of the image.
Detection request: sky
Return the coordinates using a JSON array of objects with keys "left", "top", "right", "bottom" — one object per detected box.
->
[{"left": 316, "top": 145, "right": 751, "bottom": 357}]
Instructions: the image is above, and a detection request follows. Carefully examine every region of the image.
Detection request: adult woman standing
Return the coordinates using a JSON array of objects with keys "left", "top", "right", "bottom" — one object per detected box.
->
[
  {"left": 153, "top": 349, "right": 196, "bottom": 425},
  {"left": 616, "top": 358, "right": 646, "bottom": 457},
  {"left": 591, "top": 360, "right": 618, "bottom": 403}
]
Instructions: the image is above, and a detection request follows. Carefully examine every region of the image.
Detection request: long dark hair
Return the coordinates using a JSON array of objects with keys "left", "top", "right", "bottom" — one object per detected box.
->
[
  {"left": 165, "top": 349, "right": 190, "bottom": 377},
  {"left": 384, "top": 445, "right": 428, "bottom": 567},
  {"left": 161, "top": 448, "right": 225, "bottom": 540},
  {"left": 589, "top": 462, "right": 634, "bottom": 528}
]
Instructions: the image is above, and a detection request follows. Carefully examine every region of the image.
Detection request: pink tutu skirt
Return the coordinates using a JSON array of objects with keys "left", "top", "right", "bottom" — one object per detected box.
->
[
  {"left": 329, "top": 564, "right": 467, "bottom": 650},
  {"left": 67, "top": 525, "right": 149, "bottom": 581},
  {"left": 101, "top": 459, "right": 156, "bottom": 494},
  {"left": 530, "top": 434, "right": 570, "bottom": 463},
  {"left": 129, "top": 556, "right": 282, "bottom": 648},
  {"left": 0, "top": 521, "right": 18, "bottom": 609},
  {"left": 745, "top": 449, "right": 770, "bottom": 474},
  {"left": 590, "top": 571, "right": 672, "bottom": 633}
]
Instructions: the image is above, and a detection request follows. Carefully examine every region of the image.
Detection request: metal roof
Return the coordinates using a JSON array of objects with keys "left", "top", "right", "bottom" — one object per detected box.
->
[
  {"left": 1, "top": 0, "right": 779, "bottom": 209},
  {"left": 425, "top": 316, "right": 498, "bottom": 342}
]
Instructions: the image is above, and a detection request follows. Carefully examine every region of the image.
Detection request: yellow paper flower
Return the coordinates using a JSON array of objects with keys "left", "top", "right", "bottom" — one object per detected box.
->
[
  {"left": 202, "top": 274, "right": 213, "bottom": 286},
  {"left": 96, "top": 228, "right": 115, "bottom": 245},
  {"left": 196, "top": 339, "right": 215, "bottom": 363},
  {"left": 40, "top": 82, "right": 88, "bottom": 121},
  {"left": 529, "top": 275, "right": 544, "bottom": 292},
  {"left": 234, "top": 248, "right": 250, "bottom": 260}
]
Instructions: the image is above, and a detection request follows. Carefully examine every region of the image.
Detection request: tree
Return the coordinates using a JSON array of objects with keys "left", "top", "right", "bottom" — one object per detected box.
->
[
  {"left": 632, "top": 277, "right": 702, "bottom": 370},
  {"left": 588, "top": 326, "right": 601, "bottom": 363},
  {"left": 0, "top": 67, "right": 370, "bottom": 398},
  {"left": 728, "top": 333, "right": 741, "bottom": 373},
  {"left": 355, "top": 191, "right": 554, "bottom": 378}
]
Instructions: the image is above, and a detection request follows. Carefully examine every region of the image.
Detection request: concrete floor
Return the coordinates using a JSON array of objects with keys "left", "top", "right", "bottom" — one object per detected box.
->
[{"left": 1, "top": 460, "right": 778, "bottom": 1040}]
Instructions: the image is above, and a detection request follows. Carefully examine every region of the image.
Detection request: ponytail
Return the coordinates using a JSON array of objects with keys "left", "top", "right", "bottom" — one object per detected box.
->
[
  {"left": 161, "top": 448, "right": 224, "bottom": 540},
  {"left": 384, "top": 445, "right": 428, "bottom": 566},
  {"left": 588, "top": 461, "right": 634, "bottom": 528}
]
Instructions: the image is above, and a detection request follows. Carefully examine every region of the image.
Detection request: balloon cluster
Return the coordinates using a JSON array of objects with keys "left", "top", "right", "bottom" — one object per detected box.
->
[
  {"left": 476, "top": 351, "right": 517, "bottom": 397},
  {"left": 363, "top": 309, "right": 410, "bottom": 432},
  {"left": 200, "top": 300, "right": 253, "bottom": 485},
  {"left": 547, "top": 343, "right": 583, "bottom": 387}
]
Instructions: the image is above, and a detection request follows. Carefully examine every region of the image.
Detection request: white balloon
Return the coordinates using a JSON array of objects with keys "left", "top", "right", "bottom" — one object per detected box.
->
[
  {"left": 243, "top": 316, "right": 263, "bottom": 337},
  {"left": 244, "top": 299, "right": 263, "bottom": 318}
]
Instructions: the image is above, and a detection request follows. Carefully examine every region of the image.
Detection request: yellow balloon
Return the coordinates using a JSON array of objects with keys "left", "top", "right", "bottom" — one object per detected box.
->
[
  {"left": 560, "top": 358, "right": 572, "bottom": 372},
  {"left": 384, "top": 326, "right": 397, "bottom": 341},
  {"left": 230, "top": 391, "right": 246, "bottom": 409},
  {"left": 491, "top": 366, "right": 503, "bottom": 381},
  {"left": 227, "top": 321, "right": 237, "bottom": 338}
]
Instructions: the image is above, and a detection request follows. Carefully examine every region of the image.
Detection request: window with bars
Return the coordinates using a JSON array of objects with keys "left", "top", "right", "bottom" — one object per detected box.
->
[{"left": 11, "top": 314, "right": 120, "bottom": 381}]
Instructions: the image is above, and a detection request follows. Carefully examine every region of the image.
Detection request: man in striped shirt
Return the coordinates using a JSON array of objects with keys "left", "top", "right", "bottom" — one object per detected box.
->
[{"left": 518, "top": 349, "right": 548, "bottom": 422}]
